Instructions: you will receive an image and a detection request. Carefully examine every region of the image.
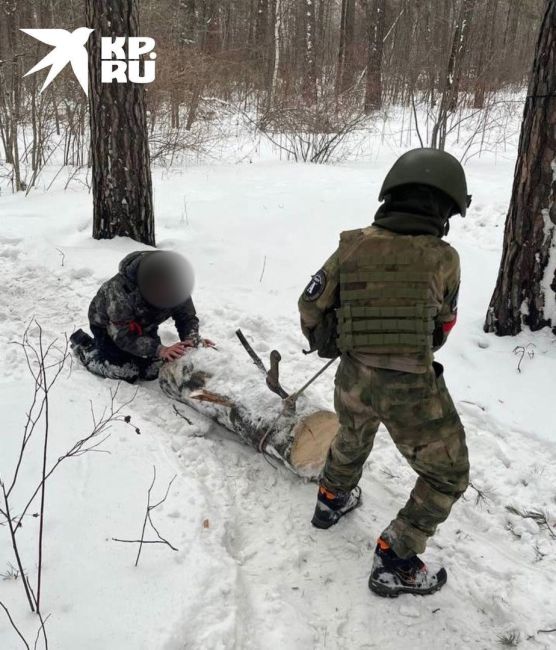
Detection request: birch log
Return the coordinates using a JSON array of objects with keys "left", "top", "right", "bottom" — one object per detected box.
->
[{"left": 159, "top": 348, "right": 338, "bottom": 480}]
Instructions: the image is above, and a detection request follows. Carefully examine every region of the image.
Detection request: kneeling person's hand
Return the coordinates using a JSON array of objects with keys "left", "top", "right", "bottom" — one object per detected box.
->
[{"left": 159, "top": 342, "right": 188, "bottom": 362}]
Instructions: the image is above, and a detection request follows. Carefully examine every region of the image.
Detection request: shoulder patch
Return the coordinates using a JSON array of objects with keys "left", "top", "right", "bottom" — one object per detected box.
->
[{"left": 303, "top": 270, "right": 327, "bottom": 302}]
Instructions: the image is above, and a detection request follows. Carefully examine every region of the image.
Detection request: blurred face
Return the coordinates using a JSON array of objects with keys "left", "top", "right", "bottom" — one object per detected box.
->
[{"left": 139, "top": 253, "right": 194, "bottom": 309}]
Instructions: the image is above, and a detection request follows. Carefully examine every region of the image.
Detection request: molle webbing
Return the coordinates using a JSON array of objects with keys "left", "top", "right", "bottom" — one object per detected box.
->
[{"left": 337, "top": 235, "right": 437, "bottom": 352}]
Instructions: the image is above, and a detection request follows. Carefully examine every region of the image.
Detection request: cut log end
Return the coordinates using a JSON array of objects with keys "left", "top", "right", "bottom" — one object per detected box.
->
[{"left": 289, "top": 411, "right": 339, "bottom": 476}]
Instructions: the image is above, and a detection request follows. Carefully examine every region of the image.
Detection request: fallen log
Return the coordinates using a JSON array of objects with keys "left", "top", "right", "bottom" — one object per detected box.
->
[{"left": 159, "top": 347, "right": 338, "bottom": 480}]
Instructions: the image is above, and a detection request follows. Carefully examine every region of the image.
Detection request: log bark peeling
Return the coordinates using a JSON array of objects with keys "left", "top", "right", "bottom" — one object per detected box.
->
[{"left": 159, "top": 350, "right": 338, "bottom": 480}]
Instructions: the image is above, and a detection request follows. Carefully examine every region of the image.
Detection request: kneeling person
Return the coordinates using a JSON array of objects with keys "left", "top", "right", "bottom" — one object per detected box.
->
[{"left": 71, "top": 250, "right": 207, "bottom": 383}]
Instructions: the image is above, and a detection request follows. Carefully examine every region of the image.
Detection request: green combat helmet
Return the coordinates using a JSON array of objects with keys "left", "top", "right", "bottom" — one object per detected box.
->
[
  {"left": 379, "top": 148, "right": 472, "bottom": 217},
  {"left": 137, "top": 251, "right": 194, "bottom": 309}
]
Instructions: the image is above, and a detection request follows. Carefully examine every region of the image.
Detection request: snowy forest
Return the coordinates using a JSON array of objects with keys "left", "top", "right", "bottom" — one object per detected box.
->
[{"left": 1, "top": 0, "right": 556, "bottom": 649}]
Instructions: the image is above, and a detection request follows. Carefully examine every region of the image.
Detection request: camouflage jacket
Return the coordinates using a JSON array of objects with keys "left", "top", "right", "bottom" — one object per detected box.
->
[
  {"left": 88, "top": 252, "right": 199, "bottom": 359},
  {"left": 298, "top": 224, "right": 460, "bottom": 373}
]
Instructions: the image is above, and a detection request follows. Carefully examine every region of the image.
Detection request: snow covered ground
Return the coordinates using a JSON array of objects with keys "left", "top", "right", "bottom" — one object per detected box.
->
[{"left": 1, "top": 122, "right": 556, "bottom": 649}]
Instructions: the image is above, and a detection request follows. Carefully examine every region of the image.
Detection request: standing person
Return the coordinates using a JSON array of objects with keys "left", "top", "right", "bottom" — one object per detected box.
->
[
  {"left": 298, "top": 149, "right": 471, "bottom": 597},
  {"left": 71, "top": 250, "right": 211, "bottom": 383}
]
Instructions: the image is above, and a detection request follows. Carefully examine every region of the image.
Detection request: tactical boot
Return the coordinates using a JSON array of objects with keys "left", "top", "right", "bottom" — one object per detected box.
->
[
  {"left": 311, "top": 485, "right": 362, "bottom": 529},
  {"left": 369, "top": 537, "right": 447, "bottom": 598},
  {"left": 70, "top": 329, "right": 93, "bottom": 350}
]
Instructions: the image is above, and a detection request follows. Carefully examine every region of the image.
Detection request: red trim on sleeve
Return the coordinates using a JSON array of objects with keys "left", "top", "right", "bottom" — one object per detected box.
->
[{"left": 442, "top": 316, "right": 457, "bottom": 334}]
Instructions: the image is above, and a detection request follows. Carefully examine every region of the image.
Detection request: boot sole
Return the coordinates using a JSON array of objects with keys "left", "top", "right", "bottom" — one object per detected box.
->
[
  {"left": 369, "top": 574, "right": 447, "bottom": 598},
  {"left": 311, "top": 489, "right": 362, "bottom": 529}
]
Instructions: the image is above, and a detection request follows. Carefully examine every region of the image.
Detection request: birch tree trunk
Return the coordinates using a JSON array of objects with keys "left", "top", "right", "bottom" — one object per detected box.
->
[
  {"left": 302, "top": 0, "right": 318, "bottom": 106},
  {"left": 87, "top": 0, "right": 155, "bottom": 246},
  {"left": 269, "top": 0, "right": 282, "bottom": 107},
  {"left": 159, "top": 350, "right": 339, "bottom": 480},
  {"left": 485, "top": 0, "right": 556, "bottom": 336}
]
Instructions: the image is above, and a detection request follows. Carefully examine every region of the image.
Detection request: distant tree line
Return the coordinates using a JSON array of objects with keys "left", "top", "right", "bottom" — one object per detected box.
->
[{"left": 0, "top": 0, "right": 545, "bottom": 190}]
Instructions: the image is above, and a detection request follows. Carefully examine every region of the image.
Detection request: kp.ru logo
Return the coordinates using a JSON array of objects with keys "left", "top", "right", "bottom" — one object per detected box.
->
[{"left": 20, "top": 28, "right": 157, "bottom": 96}]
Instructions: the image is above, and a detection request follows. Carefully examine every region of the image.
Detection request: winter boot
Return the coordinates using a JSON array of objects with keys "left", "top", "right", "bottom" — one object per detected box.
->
[
  {"left": 369, "top": 537, "right": 447, "bottom": 598},
  {"left": 311, "top": 484, "right": 362, "bottom": 529},
  {"left": 70, "top": 329, "right": 93, "bottom": 350}
]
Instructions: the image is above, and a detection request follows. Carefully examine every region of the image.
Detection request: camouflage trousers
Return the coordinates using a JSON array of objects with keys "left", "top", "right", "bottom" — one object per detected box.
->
[
  {"left": 322, "top": 353, "right": 469, "bottom": 559},
  {"left": 73, "top": 326, "right": 162, "bottom": 384}
]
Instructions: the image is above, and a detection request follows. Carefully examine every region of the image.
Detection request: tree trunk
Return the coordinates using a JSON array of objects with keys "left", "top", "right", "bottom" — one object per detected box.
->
[
  {"left": 159, "top": 351, "right": 339, "bottom": 479},
  {"left": 86, "top": 0, "right": 155, "bottom": 246},
  {"left": 0, "top": 1, "right": 23, "bottom": 189},
  {"left": 179, "top": 0, "right": 197, "bottom": 45},
  {"left": 431, "top": 0, "right": 476, "bottom": 150},
  {"left": 473, "top": 0, "right": 499, "bottom": 109},
  {"left": 485, "top": 0, "right": 556, "bottom": 336},
  {"left": 503, "top": 1, "right": 520, "bottom": 48},
  {"left": 364, "top": 0, "right": 386, "bottom": 113},
  {"left": 336, "top": 0, "right": 356, "bottom": 97},
  {"left": 302, "top": 0, "right": 318, "bottom": 106},
  {"left": 269, "top": 0, "right": 282, "bottom": 107}
]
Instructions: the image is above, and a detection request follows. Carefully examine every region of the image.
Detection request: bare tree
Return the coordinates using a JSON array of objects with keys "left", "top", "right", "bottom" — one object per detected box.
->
[
  {"left": 364, "top": 0, "right": 386, "bottom": 112},
  {"left": 431, "top": 0, "right": 477, "bottom": 149},
  {"left": 302, "top": 0, "right": 318, "bottom": 105},
  {"left": 473, "top": 0, "right": 499, "bottom": 109},
  {"left": 0, "top": 0, "right": 546, "bottom": 184},
  {"left": 336, "top": 0, "right": 357, "bottom": 96},
  {"left": 87, "top": 0, "right": 155, "bottom": 245},
  {"left": 485, "top": 0, "right": 556, "bottom": 336}
]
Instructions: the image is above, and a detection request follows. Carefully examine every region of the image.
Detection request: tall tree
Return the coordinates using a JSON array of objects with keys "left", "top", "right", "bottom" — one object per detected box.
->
[
  {"left": 431, "top": 0, "right": 477, "bottom": 149},
  {"left": 364, "top": 0, "right": 386, "bottom": 112},
  {"left": 302, "top": 0, "right": 318, "bottom": 105},
  {"left": 485, "top": 0, "right": 556, "bottom": 336},
  {"left": 473, "top": 0, "right": 499, "bottom": 108},
  {"left": 87, "top": 0, "right": 155, "bottom": 245},
  {"left": 0, "top": 0, "right": 23, "bottom": 190},
  {"left": 336, "top": 0, "right": 356, "bottom": 96}
]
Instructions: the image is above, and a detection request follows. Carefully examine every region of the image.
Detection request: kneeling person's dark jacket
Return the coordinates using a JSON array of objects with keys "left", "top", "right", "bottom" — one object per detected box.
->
[{"left": 88, "top": 251, "right": 199, "bottom": 360}]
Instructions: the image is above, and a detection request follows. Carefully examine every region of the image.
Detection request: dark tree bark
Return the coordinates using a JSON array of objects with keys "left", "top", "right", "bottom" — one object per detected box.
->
[
  {"left": 336, "top": 0, "right": 356, "bottom": 96},
  {"left": 0, "top": 0, "right": 23, "bottom": 189},
  {"left": 87, "top": 0, "right": 155, "bottom": 246},
  {"left": 364, "top": 0, "right": 386, "bottom": 113},
  {"left": 485, "top": 0, "right": 556, "bottom": 336}
]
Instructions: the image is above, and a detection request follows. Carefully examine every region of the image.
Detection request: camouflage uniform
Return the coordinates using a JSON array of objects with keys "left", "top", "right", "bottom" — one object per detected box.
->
[
  {"left": 299, "top": 225, "right": 469, "bottom": 559},
  {"left": 76, "top": 251, "right": 199, "bottom": 382}
]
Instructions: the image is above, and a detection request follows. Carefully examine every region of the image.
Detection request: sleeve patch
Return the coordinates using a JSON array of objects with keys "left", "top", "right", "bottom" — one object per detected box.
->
[{"left": 303, "top": 270, "right": 327, "bottom": 302}]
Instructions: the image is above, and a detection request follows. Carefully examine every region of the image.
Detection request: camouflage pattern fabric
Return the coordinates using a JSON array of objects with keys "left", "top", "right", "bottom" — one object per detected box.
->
[
  {"left": 322, "top": 353, "right": 469, "bottom": 559},
  {"left": 298, "top": 225, "right": 460, "bottom": 373},
  {"left": 88, "top": 251, "right": 199, "bottom": 360},
  {"left": 74, "top": 325, "right": 163, "bottom": 383}
]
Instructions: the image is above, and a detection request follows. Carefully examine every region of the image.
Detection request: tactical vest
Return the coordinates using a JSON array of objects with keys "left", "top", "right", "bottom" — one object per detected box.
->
[{"left": 337, "top": 228, "right": 439, "bottom": 361}]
